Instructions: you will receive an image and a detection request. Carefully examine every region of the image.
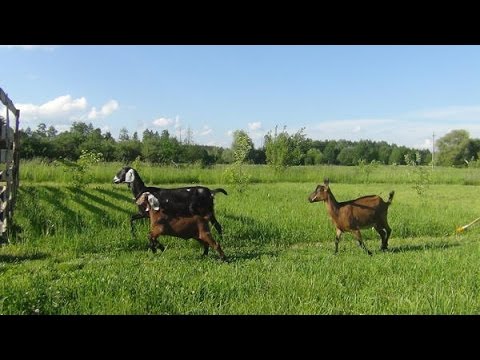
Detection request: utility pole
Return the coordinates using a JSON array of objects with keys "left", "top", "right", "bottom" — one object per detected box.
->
[{"left": 432, "top": 132, "right": 435, "bottom": 169}]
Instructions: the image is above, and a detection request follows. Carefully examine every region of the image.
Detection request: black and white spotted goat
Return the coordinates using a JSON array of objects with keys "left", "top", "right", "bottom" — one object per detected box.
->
[{"left": 113, "top": 166, "right": 227, "bottom": 236}]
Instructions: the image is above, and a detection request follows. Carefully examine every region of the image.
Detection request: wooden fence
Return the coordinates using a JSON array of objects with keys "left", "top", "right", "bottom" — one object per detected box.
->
[{"left": 0, "top": 87, "right": 20, "bottom": 244}]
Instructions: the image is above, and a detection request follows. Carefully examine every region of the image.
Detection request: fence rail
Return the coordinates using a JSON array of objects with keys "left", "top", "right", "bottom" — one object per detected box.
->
[{"left": 0, "top": 87, "right": 20, "bottom": 243}]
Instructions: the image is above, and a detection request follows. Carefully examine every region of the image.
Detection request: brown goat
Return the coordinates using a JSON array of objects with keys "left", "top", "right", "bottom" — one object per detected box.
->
[
  {"left": 136, "top": 192, "right": 226, "bottom": 261},
  {"left": 308, "top": 179, "right": 394, "bottom": 255}
]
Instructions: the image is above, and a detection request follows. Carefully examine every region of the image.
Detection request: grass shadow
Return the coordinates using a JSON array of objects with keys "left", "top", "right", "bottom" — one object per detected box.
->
[
  {"left": 18, "top": 186, "right": 85, "bottom": 235},
  {"left": 387, "top": 242, "right": 460, "bottom": 253},
  {"left": 0, "top": 252, "right": 49, "bottom": 263},
  {"left": 96, "top": 187, "right": 134, "bottom": 203},
  {"left": 222, "top": 213, "right": 256, "bottom": 226},
  {"left": 221, "top": 211, "right": 285, "bottom": 247},
  {"left": 63, "top": 187, "right": 113, "bottom": 220},
  {"left": 225, "top": 248, "right": 281, "bottom": 262},
  {"left": 40, "top": 186, "right": 80, "bottom": 219},
  {"left": 73, "top": 187, "right": 133, "bottom": 216}
]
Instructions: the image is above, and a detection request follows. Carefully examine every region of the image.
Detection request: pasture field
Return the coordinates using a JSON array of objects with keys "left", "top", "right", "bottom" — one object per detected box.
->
[{"left": 1, "top": 163, "right": 480, "bottom": 314}]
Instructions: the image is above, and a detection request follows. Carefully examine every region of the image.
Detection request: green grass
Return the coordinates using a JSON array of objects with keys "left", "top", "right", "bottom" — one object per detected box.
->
[
  {"left": 1, "top": 170, "right": 480, "bottom": 314},
  {"left": 19, "top": 160, "right": 480, "bottom": 185}
]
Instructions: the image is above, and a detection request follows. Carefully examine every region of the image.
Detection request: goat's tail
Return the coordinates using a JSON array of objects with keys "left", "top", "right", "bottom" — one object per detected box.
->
[
  {"left": 212, "top": 188, "right": 228, "bottom": 196},
  {"left": 387, "top": 190, "right": 395, "bottom": 205}
]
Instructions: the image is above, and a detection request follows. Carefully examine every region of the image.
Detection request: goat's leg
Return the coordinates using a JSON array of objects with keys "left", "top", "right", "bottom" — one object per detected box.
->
[
  {"left": 202, "top": 243, "right": 209, "bottom": 256},
  {"left": 334, "top": 228, "right": 342, "bottom": 254},
  {"left": 352, "top": 229, "right": 372, "bottom": 255},
  {"left": 384, "top": 223, "right": 392, "bottom": 249},
  {"left": 194, "top": 238, "right": 209, "bottom": 256},
  {"left": 209, "top": 214, "right": 223, "bottom": 237},
  {"left": 374, "top": 225, "right": 388, "bottom": 251},
  {"left": 376, "top": 221, "right": 392, "bottom": 251},
  {"left": 148, "top": 234, "right": 165, "bottom": 253},
  {"left": 148, "top": 234, "right": 158, "bottom": 253},
  {"left": 200, "top": 232, "right": 226, "bottom": 261},
  {"left": 130, "top": 213, "right": 146, "bottom": 237}
]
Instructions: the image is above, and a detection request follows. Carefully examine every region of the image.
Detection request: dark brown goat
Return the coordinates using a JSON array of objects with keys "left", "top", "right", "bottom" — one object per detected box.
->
[
  {"left": 308, "top": 179, "right": 394, "bottom": 255},
  {"left": 136, "top": 192, "right": 226, "bottom": 261}
]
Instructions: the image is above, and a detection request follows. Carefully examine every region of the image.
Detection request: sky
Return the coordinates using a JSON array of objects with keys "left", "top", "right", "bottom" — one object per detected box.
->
[{"left": 1, "top": 45, "right": 480, "bottom": 150}]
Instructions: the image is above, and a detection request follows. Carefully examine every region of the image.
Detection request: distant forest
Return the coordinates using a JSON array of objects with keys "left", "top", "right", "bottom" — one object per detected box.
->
[{"left": 16, "top": 121, "right": 480, "bottom": 167}]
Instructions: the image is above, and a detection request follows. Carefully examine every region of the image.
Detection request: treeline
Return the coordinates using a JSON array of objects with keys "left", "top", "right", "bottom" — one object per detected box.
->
[{"left": 19, "top": 122, "right": 480, "bottom": 167}]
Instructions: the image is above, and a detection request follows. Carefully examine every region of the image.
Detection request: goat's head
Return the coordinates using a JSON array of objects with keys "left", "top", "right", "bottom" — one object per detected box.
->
[
  {"left": 135, "top": 192, "right": 160, "bottom": 211},
  {"left": 113, "top": 166, "right": 135, "bottom": 184},
  {"left": 308, "top": 178, "right": 330, "bottom": 203}
]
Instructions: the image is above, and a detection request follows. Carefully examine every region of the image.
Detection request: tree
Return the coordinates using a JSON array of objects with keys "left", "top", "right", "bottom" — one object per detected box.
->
[
  {"left": 265, "top": 126, "right": 306, "bottom": 170},
  {"left": 47, "top": 126, "right": 58, "bottom": 138},
  {"left": 337, "top": 146, "right": 357, "bottom": 165},
  {"left": 436, "top": 129, "right": 471, "bottom": 166},
  {"left": 265, "top": 127, "right": 290, "bottom": 171},
  {"left": 323, "top": 141, "right": 339, "bottom": 165},
  {"left": 304, "top": 148, "right": 324, "bottom": 165},
  {"left": 232, "top": 130, "right": 254, "bottom": 162},
  {"left": 389, "top": 145, "right": 408, "bottom": 165},
  {"left": 377, "top": 142, "right": 392, "bottom": 164},
  {"left": 223, "top": 129, "right": 253, "bottom": 192},
  {"left": 119, "top": 127, "right": 130, "bottom": 141},
  {"left": 35, "top": 123, "right": 47, "bottom": 137}
]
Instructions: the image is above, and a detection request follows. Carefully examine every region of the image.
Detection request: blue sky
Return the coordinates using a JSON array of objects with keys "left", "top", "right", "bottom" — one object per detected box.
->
[{"left": 1, "top": 45, "right": 480, "bottom": 150}]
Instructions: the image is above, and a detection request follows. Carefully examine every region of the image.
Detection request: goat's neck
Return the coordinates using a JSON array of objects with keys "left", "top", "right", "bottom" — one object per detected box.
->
[
  {"left": 130, "top": 170, "right": 146, "bottom": 197},
  {"left": 325, "top": 189, "right": 340, "bottom": 218}
]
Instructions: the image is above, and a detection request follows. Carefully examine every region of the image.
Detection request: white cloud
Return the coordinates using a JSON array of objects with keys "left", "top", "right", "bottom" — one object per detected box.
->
[
  {"left": 248, "top": 121, "right": 262, "bottom": 131},
  {"left": 88, "top": 100, "right": 119, "bottom": 120},
  {"left": 306, "top": 117, "right": 480, "bottom": 150},
  {"left": 152, "top": 117, "right": 173, "bottom": 127},
  {"left": 415, "top": 138, "right": 434, "bottom": 150},
  {"left": 0, "top": 45, "right": 58, "bottom": 51},
  {"left": 198, "top": 126, "right": 213, "bottom": 136},
  {"left": 100, "top": 125, "right": 111, "bottom": 133},
  {"left": 174, "top": 115, "right": 181, "bottom": 129},
  {"left": 14, "top": 95, "right": 121, "bottom": 134},
  {"left": 407, "top": 105, "right": 480, "bottom": 121},
  {"left": 16, "top": 95, "right": 87, "bottom": 121},
  {"left": 227, "top": 130, "right": 234, "bottom": 136}
]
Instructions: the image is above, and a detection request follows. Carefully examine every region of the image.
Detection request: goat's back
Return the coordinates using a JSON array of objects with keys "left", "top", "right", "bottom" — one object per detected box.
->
[
  {"left": 342, "top": 195, "right": 387, "bottom": 208},
  {"left": 146, "top": 186, "right": 215, "bottom": 217},
  {"left": 336, "top": 195, "right": 390, "bottom": 229}
]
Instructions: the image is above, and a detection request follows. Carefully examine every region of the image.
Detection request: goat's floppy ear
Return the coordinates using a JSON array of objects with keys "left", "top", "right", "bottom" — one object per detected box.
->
[
  {"left": 147, "top": 194, "right": 160, "bottom": 211},
  {"left": 135, "top": 192, "right": 147, "bottom": 206},
  {"left": 125, "top": 169, "right": 135, "bottom": 183}
]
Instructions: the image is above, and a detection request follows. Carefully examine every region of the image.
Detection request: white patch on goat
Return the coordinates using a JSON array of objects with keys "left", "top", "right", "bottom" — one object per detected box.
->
[
  {"left": 198, "top": 188, "right": 204, "bottom": 193},
  {"left": 125, "top": 169, "right": 135, "bottom": 183},
  {"left": 147, "top": 194, "right": 160, "bottom": 211},
  {"left": 186, "top": 188, "right": 191, "bottom": 192},
  {"left": 113, "top": 175, "right": 120, "bottom": 182}
]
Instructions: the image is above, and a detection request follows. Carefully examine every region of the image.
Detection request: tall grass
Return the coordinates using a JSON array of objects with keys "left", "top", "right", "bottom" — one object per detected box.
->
[
  {"left": 20, "top": 160, "right": 480, "bottom": 185},
  {"left": 1, "top": 174, "right": 479, "bottom": 314}
]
